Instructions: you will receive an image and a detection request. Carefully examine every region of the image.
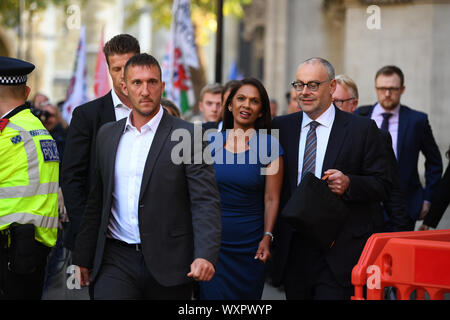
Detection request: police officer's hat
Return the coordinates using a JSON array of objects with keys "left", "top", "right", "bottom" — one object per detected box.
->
[{"left": 0, "top": 56, "right": 35, "bottom": 85}]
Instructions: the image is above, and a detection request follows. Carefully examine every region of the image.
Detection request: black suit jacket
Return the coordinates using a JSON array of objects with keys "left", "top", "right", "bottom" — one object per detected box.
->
[
  {"left": 72, "top": 110, "right": 222, "bottom": 287},
  {"left": 355, "top": 104, "right": 442, "bottom": 221},
  {"left": 377, "top": 129, "right": 412, "bottom": 231},
  {"left": 424, "top": 161, "right": 450, "bottom": 228},
  {"left": 61, "top": 91, "right": 116, "bottom": 249},
  {"left": 271, "top": 107, "right": 391, "bottom": 287}
]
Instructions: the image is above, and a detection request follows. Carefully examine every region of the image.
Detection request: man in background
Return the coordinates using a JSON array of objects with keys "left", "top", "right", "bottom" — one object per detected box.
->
[{"left": 355, "top": 65, "right": 442, "bottom": 230}]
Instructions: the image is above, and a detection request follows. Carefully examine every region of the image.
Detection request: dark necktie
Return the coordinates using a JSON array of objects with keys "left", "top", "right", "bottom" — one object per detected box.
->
[
  {"left": 381, "top": 112, "right": 393, "bottom": 131},
  {"left": 301, "top": 121, "right": 319, "bottom": 179}
]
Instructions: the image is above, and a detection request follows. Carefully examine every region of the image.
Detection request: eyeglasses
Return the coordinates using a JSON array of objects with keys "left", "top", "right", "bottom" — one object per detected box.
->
[
  {"left": 333, "top": 97, "right": 355, "bottom": 107},
  {"left": 291, "top": 80, "right": 329, "bottom": 92},
  {"left": 376, "top": 87, "right": 402, "bottom": 93}
]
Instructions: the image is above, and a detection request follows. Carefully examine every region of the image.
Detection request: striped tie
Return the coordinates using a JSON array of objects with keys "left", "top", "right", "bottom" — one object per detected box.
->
[{"left": 301, "top": 121, "right": 319, "bottom": 179}]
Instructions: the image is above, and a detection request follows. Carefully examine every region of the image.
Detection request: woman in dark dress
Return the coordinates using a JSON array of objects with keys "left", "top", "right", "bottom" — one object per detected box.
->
[
  {"left": 420, "top": 145, "right": 450, "bottom": 230},
  {"left": 199, "top": 78, "right": 284, "bottom": 300}
]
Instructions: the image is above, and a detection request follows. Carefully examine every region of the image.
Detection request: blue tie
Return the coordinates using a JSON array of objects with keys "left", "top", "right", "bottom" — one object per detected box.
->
[
  {"left": 301, "top": 121, "right": 319, "bottom": 179},
  {"left": 381, "top": 112, "right": 392, "bottom": 131}
]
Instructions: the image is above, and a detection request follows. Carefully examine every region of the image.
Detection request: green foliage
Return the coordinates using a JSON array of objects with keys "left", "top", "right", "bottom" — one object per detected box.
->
[
  {"left": 0, "top": 0, "right": 78, "bottom": 28},
  {"left": 125, "top": 0, "right": 252, "bottom": 30}
]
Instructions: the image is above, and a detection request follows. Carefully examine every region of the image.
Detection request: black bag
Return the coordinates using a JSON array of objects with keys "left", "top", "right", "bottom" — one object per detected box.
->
[
  {"left": 8, "top": 224, "right": 38, "bottom": 274},
  {"left": 281, "top": 172, "right": 349, "bottom": 252}
]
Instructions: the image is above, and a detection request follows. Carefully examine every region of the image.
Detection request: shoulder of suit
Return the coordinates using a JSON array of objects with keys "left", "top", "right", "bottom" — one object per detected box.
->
[
  {"left": 72, "top": 91, "right": 113, "bottom": 116},
  {"left": 400, "top": 104, "right": 428, "bottom": 120},
  {"left": 354, "top": 105, "right": 373, "bottom": 117},
  {"left": 272, "top": 111, "right": 300, "bottom": 127}
]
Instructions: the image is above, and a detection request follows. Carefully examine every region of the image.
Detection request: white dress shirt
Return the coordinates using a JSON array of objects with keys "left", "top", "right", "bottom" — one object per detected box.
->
[
  {"left": 297, "top": 104, "right": 335, "bottom": 185},
  {"left": 371, "top": 102, "right": 400, "bottom": 159},
  {"left": 111, "top": 88, "right": 132, "bottom": 121},
  {"left": 108, "top": 106, "right": 164, "bottom": 244}
]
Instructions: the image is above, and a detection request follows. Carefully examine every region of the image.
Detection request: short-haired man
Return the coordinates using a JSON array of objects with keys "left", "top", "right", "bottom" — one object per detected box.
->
[
  {"left": 355, "top": 65, "right": 442, "bottom": 230},
  {"left": 198, "top": 83, "right": 223, "bottom": 123},
  {"left": 61, "top": 34, "right": 140, "bottom": 250},
  {"left": 72, "top": 53, "right": 221, "bottom": 300},
  {"left": 272, "top": 58, "right": 391, "bottom": 300},
  {"left": 286, "top": 87, "right": 300, "bottom": 114},
  {"left": 333, "top": 74, "right": 412, "bottom": 232},
  {"left": 333, "top": 75, "right": 359, "bottom": 113}
]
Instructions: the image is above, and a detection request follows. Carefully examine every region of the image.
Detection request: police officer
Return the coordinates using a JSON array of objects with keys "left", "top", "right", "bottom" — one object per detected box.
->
[{"left": 0, "top": 56, "right": 59, "bottom": 299}]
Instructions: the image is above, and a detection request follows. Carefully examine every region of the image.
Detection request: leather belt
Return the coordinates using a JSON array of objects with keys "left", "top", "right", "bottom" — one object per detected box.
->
[{"left": 108, "top": 237, "right": 142, "bottom": 252}]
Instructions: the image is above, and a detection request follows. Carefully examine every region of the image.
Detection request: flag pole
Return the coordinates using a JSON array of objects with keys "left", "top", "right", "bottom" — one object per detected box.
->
[{"left": 215, "top": 0, "right": 223, "bottom": 84}]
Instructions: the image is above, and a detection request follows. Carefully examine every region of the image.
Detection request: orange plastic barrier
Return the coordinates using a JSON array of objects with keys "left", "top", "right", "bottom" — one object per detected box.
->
[{"left": 351, "top": 229, "right": 450, "bottom": 300}]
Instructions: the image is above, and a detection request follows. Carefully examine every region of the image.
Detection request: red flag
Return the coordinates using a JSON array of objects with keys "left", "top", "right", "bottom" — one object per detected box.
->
[{"left": 94, "top": 27, "right": 110, "bottom": 98}]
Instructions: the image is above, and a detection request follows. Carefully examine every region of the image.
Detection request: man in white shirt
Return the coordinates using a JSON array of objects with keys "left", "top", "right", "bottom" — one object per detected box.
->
[
  {"left": 272, "top": 58, "right": 390, "bottom": 299},
  {"left": 61, "top": 34, "right": 140, "bottom": 251},
  {"left": 73, "top": 53, "right": 221, "bottom": 300}
]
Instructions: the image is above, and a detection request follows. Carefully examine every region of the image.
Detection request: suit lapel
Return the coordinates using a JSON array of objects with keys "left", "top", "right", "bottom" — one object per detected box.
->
[
  {"left": 322, "top": 107, "right": 349, "bottom": 174},
  {"left": 397, "top": 105, "right": 409, "bottom": 161},
  {"left": 102, "top": 91, "right": 117, "bottom": 122},
  {"left": 139, "top": 111, "right": 173, "bottom": 202},
  {"left": 105, "top": 119, "right": 127, "bottom": 199},
  {"left": 288, "top": 112, "right": 302, "bottom": 192}
]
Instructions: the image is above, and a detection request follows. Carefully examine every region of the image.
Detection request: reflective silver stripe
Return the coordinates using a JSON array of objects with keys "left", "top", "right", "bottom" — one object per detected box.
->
[
  {"left": 0, "top": 182, "right": 59, "bottom": 199},
  {"left": 0, "top": 212, "right": 58, "bottom": 230},
  {"left": 0, "top": 122, "right": 57, "bottom": 200}
]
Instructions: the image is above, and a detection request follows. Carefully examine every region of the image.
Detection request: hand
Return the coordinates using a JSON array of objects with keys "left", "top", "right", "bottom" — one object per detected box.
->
[
  {"left": 187, "top": 258, "right": 215, "bottom": 281},
  {"left": 418, "top": 224, "right": 430, "bottom": 231},
  {"left": 77, "top": 266, "right": 91, "bottom": 287},
  {"left": 324, "top": 169, "right": 350, "bottom": 196},
  {"left": 255, "top": 236, "right": 271, "bottom": 263},
  {"left": 418, "top": 201, "right": 431, "bottom": 220}
]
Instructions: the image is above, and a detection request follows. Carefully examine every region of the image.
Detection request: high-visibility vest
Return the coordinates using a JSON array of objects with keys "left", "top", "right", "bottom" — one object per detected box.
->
[{"left": 0, "top": 108, "right": 59, "bottom": 247}]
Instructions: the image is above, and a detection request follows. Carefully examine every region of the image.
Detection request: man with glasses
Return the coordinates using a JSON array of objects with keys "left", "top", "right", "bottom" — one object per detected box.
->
[
  {"left": 333, "top": 74, "right": 412, "bottom": 232},
  {"left": 271, "top": 58, "right": 391, "bottom": 299},
  {"left": 355, "top": 65, "right": 442, "bottom": 230}
]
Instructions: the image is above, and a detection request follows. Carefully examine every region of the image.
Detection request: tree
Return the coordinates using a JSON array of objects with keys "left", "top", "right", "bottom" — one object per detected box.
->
[
  {"left": 0, "top": 0, "right": 74, "bottom": 28},
  {"left": 125, "top": 0, "right": 252, "bottom": 46}
]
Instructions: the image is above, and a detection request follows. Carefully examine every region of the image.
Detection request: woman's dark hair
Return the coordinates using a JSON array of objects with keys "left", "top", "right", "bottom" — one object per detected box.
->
[
  {"left": 222, "top": 77, "right": 271, "bottom": 133},
  {"left": 446, "top": 145, "right": 450, "bottom": 159}
]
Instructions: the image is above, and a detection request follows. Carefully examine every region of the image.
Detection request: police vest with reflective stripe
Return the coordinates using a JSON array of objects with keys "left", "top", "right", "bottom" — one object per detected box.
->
[{"left": 0, "top": 108, "right": 59, "bottom": 247}]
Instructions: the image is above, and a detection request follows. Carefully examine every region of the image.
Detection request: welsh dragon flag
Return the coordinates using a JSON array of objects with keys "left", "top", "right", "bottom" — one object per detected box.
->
[{"left": 162, "top": 0, "right": 199, "bottom": 114}]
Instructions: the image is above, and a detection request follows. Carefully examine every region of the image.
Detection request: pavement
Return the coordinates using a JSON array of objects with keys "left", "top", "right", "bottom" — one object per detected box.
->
[{"left": 41, "top": 207, "right": 450, "bottom": 300}]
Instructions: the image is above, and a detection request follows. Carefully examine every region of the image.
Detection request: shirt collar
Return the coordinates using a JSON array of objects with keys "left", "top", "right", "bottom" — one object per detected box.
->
[
  {"left": 373, "top": 102, "right": 400, "bottom": 116},
  {"left": 124, "top": 105, "right": 164, "bottom": 134},
  {"left": 301, "top": 103, "right": 335, "bottom": 129},
  {"left": 111, "top": 88, "right": 130, "bottom": 110}
]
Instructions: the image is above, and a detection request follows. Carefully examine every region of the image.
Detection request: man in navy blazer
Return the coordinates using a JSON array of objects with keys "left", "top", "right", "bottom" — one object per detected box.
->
[
  {"left": 61, "top": 34, "right": 140, "bottom": 250},
  {"left": 355, "top": 65, "right": 442, "bottom": 230},
  {"left": 271, "top": 58, "right": 391, "bottom": 299}
]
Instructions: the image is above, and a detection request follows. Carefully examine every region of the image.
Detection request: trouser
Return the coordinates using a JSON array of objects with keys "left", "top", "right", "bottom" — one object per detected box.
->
[
  {"left": 283, "top": 232, "right": 353, "bottom": 300},
  {"left": 0, "top": 229, "right": 51, "bottom": 300},
  {"left": 92, "top": 238, "right": 193, "bottom": 300}
]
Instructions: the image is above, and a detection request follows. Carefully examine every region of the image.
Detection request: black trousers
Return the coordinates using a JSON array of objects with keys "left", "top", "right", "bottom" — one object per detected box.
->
[
  {"left": 0, "top": 237, "right": 50, "bottom": 300},
  {"left": 92, "top": 238, "right": 193, "bottom": 300},
  {"left": 283, "top": 233, "right": 353, "bottom": 300}
]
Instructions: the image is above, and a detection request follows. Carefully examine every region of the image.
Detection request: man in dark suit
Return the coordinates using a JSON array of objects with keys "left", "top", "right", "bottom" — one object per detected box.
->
[
  {"left": 271, "top": 58, "right": 391, "bottom": 300},
  {"left": 355, "top": 65, "right": 442, "bottom": 230},
  {"left": 333, "top": 74, "right": 412, "bottom": 232},
  {"left": 61, "top": 34, "right": 140, "bottom": 250},
  {"left": 72, "top": 53, "right": 221, "bottom": 299}
]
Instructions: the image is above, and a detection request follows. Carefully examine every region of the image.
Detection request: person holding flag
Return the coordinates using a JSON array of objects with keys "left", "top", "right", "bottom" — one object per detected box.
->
[{"left": 61, "top": 34, "right": 140, "bottom": 253}]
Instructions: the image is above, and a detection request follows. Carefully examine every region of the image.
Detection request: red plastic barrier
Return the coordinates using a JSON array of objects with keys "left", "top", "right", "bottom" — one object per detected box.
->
[{"left": 351, "top": 229, "right": 450, "bottom": 300}]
